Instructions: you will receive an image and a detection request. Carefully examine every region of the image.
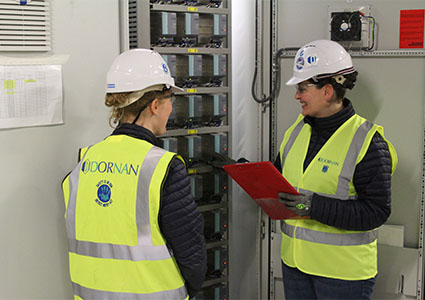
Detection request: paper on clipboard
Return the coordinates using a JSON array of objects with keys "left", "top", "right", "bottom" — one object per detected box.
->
[{"left": 223, "top": 161, "right": 306, "bottom": 220}]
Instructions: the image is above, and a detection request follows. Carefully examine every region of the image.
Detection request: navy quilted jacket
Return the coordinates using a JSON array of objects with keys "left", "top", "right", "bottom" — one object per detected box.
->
[
  {"left": 111, "top": 123, "right": 207, "bottom": 299},
  {"left": 274, "top": 99, "right": 393, "bottom": 231}
]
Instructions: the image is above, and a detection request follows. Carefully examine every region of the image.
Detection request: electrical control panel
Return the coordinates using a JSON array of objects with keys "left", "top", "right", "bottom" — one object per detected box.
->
[
  {"left": 150, "top": 12, "right": 177, "bottom": 46},
  {"left": 130, "top": 1, "right": 231, "bottom": 298}
]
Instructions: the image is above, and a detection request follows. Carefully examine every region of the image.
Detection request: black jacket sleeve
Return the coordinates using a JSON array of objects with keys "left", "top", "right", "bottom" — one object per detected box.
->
[
  {"left": 310, "top": 132, "right": 392, "bottom": 231},
  {"left": 159, "top": 158, "right": 207, "bottom": 299}
]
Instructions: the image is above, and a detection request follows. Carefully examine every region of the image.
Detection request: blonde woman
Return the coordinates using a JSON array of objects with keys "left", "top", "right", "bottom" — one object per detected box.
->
[{"left": 62, "top": 49, "right": 206, "bottom": 300}]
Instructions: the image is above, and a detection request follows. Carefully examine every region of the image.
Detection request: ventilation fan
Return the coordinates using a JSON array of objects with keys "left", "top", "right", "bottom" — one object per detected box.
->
[{"left": 331, "top": 11, "right": 362, "bottom": 41}]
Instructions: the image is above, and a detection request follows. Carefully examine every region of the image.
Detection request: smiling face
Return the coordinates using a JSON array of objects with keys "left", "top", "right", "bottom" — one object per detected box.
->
[{"left": 294, "top": 81, "right": 343, "bottom": 118}]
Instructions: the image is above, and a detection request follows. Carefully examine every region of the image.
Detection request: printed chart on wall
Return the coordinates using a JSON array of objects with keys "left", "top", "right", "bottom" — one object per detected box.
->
[{"left": 0, "top": 65, "right": 63, "bottom": 129}]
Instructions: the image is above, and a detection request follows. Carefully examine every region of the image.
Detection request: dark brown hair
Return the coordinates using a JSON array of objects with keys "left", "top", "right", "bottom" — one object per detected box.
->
[{"left": 310, "top": 71, "right": 358, "bottom": 102}]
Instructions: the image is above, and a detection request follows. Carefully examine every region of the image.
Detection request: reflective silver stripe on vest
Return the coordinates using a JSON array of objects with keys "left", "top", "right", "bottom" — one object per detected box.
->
[
  {"left": 66, "top": 145, "right": 173, "bottom": 261},
  {"left": 68, "top": 239, "right": 172, "bottom": 261},
  {"left": 297, "top": 188, "right": 357, "bottom": 200},
  {"left": 136, "top": 146, "right": 168, "bottom": 246},
  {"left": 66, "top": 146, "right": 92, "bottom": 240},
  {"left": 281, "top": 221, "right": 295, "bottom": 238},
  {"left": 281, "top": 120, "right": 304, "bottom": 167},
  {"left": 337, "top": 120, "right": 374, "bottom": 199},
  {"left": 73, "top": 282, "right": 187, "bottom": 300},
  {"left": 281, "top": 222, "right": 377, "bottom": 246}
]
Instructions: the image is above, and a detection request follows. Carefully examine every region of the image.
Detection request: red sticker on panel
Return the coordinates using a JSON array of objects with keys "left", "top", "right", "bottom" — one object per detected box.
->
[{"left": 399, "top": 9, "right": 425, "bottom": 48}]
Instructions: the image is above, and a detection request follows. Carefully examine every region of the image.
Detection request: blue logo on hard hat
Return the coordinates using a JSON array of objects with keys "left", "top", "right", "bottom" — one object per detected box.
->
[
  {"left": 299, "top": 50, "right": 304, "bottom": 57},
  {"left": 107, "top": 84, "right": 115, "bottom": 89},
  {"left": 95, "top": 180, "right": 113, "bottom": 207},
  {"left": 307, "top": 56, "right": 317, "bottom": 64},
  {"left": 162, "top": 63, "right": 169, "bottom": 74},
  {"left": 296, "top": 57, "right": 305, "bottom": 70},
  {"left": 322, "top": 165, "right": 329, "bottom": 173}
]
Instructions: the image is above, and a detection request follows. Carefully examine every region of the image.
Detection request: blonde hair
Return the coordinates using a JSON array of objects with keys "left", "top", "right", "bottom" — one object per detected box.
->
[{"left": 105, "top": 89, "right": 172, "bottom": 127}]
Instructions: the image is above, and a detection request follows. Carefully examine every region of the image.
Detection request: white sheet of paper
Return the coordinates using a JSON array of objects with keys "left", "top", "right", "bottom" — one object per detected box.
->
[{"left": 0, "top": 65, "right": 63, "bottom": 129}]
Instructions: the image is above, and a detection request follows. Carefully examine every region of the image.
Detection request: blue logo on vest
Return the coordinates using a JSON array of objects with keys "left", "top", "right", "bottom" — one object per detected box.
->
[
  {"left": 81, "top": 159, "right": 139, "bottom": 176},
  {"left": 82, "top": 159, "right": 90, "bottom": 174},
  {"left": 95, "top": 180, "right": 113, "bottom": 207},
  {"left": 322, "top": 165, "right": 329, "bottom": 173}
]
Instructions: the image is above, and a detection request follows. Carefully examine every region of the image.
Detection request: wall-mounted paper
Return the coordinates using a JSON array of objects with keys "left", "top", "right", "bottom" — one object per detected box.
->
[{"left": 0, "top": 65, "right": 63, "bottom": 129}]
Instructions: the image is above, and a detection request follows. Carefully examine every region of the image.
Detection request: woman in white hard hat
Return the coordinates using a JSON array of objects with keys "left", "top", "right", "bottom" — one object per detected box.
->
[
  {"left": 62, "top": 49, "right": 206, "bottom": 300},
  {"left": 276, "top": 40, "right": 397, "bottom": 299}
]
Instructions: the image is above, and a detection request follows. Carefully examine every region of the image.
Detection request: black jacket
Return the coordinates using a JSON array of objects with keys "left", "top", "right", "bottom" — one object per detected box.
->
[
  {"left": 274, "top": 99, "right": 393, "bottom": 231},
  {"left": 111, "top": 123, "right": 207, "bottom": 299}
]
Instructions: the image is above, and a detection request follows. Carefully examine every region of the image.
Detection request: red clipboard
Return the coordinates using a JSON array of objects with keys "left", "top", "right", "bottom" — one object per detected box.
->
[{"left": 223, "top": 161, "right": 304, "bottom": 220}]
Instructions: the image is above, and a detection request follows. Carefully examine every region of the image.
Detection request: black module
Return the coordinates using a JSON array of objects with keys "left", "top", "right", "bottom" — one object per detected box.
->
[
  {"left": 206, "top": 247, "right": 228, "bottom": 280},
  {"left": 203, "top": 210, "right": 228, "bottom": 242},
  {"left": 330, "top": 11, "right": 362, "bottom": 41}
]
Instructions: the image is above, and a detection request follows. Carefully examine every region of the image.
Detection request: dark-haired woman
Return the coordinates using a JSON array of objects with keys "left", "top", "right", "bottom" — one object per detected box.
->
[
  {"left": 275, "top": 40, "right": 397, "bottom": 299},
  {"left": 62, "top": 49, "right": 206, "bottom": 300}
]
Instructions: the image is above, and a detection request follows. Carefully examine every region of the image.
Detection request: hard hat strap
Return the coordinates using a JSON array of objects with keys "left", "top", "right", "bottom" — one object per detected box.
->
[
  {"left": 315, "top": 67, "right": 355, "bottom": 80},
  {"left": 131, "top": 98, "right": 155, "bottom": 125},
  {"left": 131, "top": 85, "right": 171, "bottom": 125}
]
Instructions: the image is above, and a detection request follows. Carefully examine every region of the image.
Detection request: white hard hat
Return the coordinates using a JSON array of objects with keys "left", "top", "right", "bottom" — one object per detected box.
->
[
  {"left": 286, "top": 40, "right": 355, "bottom": 86},
  {"left": 106, "top": 48, "right": 183, "bottom": 96}
]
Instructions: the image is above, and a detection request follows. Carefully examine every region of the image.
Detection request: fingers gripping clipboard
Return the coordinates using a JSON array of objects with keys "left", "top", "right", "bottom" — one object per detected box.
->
[{"left": 223, "top": 161, "right": 305, "bottom": 220}]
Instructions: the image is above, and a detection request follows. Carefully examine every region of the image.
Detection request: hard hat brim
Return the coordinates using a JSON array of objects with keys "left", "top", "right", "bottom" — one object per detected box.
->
[
  {"left": 170, "top": 85, "right": 184, "bottom": 93},
  {"left": 286, "top": 76, "right": 304, "bottom": 86}
]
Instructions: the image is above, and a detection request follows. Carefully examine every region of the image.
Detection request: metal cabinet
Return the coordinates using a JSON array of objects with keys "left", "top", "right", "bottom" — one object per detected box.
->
[{"left": 121, "top": 1, "right": 232, "bottom": 298}]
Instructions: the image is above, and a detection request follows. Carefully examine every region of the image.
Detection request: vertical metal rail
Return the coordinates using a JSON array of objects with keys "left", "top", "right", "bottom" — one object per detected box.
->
[
  {"left": 255, "top": 0, "right": 264, "bottom": 299},
  {"left": 269, "top": 0, "right": 278, "bottom": 299},
  {"left": 419, "top": 101, "right": 425, "bottom": 300},
  {"left": 254, "top": 0, "right": 263, "bottom": 299},
  {"left": 227, "top": 0, "right": 232, "bottom": 297},
  {"left": 414, "top": 51, "right": 425, "bottom": 299},
  {"left": 270, "top": 0, "right": 278, "bottom": 159},
  {"left": 255, "top": 0, "right": 263, "bottom": 162},
  {"left": 119, "top": 0, "right": 130, "bottom": 52}
]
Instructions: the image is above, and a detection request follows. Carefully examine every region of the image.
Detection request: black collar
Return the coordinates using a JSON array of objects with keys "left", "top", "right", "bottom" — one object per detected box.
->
[
  {"left": 303, "top": 98, "right": 355, "bottom": 130},
  {"left": 110, "top": 123, "right": 161, "bottom": 147}
]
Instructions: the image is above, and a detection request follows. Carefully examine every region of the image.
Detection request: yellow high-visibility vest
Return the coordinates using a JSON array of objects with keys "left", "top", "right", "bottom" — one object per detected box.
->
[
  {"left": 62, "top": 135, "right": 188, "bottom": 299},
  {"left": 279, "top": 114, "right": 397, "bottom": 280}
]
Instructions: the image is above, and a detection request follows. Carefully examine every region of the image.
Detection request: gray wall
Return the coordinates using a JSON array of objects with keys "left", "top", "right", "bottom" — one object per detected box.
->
[{"left": 0, "top": 1, "right": 120, "bottom": 298}]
